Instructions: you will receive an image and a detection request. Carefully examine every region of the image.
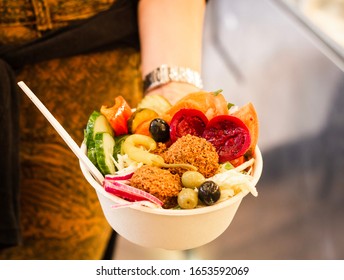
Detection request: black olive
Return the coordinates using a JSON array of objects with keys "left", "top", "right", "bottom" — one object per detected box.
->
[
  {"left": 198, "top": 181, "right": 221, "bottom": 206},
  {"left": 149, "top": 118, "right": 170, "bottom": 142}
]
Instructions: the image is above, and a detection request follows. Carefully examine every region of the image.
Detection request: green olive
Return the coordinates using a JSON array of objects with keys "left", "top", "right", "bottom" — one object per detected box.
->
[
  {"left": 177, "top": 188, "right": 198, "bottom": 209},
  {"left": 181, "top": 171, "right": 205, "bottom": 189}
]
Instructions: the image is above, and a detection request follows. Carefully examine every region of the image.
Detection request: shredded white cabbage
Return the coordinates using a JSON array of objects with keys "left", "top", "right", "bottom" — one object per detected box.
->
[
  {"left": 233, "top": 158, "right": 255, "bottom": 172},
  {"left": 217, "top": 189, "right": 235, "bottom": 203},
  {"left": 208, "top": 168, "right": 258, "bottom": 197},
  {"left": 111, "top": 154, "right": 143, "bottom": 174}
]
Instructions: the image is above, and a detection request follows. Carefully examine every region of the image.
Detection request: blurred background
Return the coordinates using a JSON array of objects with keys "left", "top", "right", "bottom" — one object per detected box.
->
[{"left": 114, "top": 0, "right": 344, "bottom": 259}]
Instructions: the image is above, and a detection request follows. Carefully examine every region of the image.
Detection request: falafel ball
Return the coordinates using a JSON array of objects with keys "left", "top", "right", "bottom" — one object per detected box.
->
[
  {"left": 152, "top": 142, "right": 168, "bottom": 157},
  {"left": 163, "top": 134, "right": 219, "bottom": 178},
  {"left": 130, "top": 165, "right": 182, "bottom": 209}
]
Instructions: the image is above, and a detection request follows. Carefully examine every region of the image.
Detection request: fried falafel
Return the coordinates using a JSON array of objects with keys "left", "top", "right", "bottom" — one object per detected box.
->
[
  {"left": 163, "top": 134, "right": 219, "bottom": 178},
  {"left": 130, "top": 165, "right": 182, "bottom": 209}
]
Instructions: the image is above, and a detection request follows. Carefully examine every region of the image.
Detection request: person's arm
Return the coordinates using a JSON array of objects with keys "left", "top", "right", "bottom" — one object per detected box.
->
[{"left": 138, "top": 0, "right": 206, "bottom": 104}]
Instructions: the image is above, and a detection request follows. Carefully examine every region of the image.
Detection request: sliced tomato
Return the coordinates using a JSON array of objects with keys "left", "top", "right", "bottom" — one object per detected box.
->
[
  {"left": 202, "top": 115, "right": 251, "bottom": 163},
  {"left": 169, "top": 109, "right": 208, "bottom": 143},
  {"left": 100, "top": 96, "right": 132, "bottom": 135},
  {"left": 163, "top": 91, "right": 229, "bottom": 124},
  {"left": 232, "top": 102, "right": 259, "bottom": 156}
]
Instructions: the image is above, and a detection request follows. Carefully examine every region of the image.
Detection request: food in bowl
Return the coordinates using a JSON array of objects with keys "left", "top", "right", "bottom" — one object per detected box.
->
[
  {"left": 80, "top": 90, "right": 262, "bottom": 249},
  {"left": 83, "top": 90, "right": 260, "bottom": 211},
  {"left": 79, "top": 142, "right": 262, "bottom": 250}
]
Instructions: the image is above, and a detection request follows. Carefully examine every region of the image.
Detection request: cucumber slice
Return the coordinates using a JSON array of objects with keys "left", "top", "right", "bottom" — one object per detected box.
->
[
  {"left": 87, "top": 142, "right": 99, "bottom": 168},
  {"left": 94, "top": 132, "right": 116, "bottom": 175},
  {"left": 137, "top": 95, "right": 172, "bottom": 116},
  {"left": 85, "top": 111, "right": 113, "bottom": 147},
  {"left": 113, "top": 134, "right": 129, "bottom": 161}
]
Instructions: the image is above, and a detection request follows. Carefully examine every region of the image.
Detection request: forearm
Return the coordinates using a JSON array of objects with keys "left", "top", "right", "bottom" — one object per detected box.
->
[{"left": 138, "top": 0, "right": 206, "bottom": 103}]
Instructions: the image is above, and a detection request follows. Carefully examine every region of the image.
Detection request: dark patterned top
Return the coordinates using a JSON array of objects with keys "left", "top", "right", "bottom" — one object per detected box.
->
[
  {"left": 0, "top": 0, "right": 115, "bottom": 44},
  {"left": 0, "top": 0, "right": 143, "bottom": 259}
]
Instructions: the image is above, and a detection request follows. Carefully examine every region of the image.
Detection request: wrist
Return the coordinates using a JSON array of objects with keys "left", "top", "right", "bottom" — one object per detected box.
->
[
  {"left": 145, "top": 82, "right": 202, "bottom": 105},
  {"left": 143, "top": 64, "right": 203, "bottom": 94}
]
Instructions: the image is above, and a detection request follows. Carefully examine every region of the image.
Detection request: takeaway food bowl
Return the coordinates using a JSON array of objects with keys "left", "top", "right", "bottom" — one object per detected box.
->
[{"left": 79, "top": 143, "right": 263, "bottom": 250}]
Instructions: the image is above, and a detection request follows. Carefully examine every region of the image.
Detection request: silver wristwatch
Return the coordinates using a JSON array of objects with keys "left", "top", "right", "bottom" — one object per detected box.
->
[{"left": 143, "top": 64, "right": 203, "bottom": 93}]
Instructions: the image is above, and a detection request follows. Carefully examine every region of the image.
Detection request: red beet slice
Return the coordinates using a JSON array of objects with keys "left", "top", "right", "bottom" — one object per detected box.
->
[{"left": 202, "top": 115, "right": 251, "bottom": 163}]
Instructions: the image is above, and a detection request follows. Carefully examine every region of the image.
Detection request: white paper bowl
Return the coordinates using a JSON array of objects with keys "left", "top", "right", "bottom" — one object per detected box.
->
[{"left": 80, "top": 144, "right": 263, "bottom": 250}]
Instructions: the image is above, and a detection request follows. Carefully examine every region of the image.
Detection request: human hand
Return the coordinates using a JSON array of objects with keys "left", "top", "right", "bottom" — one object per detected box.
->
[{"left": 145, "top": 82, "right": 202, "bottom": 105}]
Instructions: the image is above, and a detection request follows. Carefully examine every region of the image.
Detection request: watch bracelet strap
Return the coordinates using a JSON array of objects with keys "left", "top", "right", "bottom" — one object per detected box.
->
[{"left": 143, "top": 65, "right": 203, "bottom": 93}]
